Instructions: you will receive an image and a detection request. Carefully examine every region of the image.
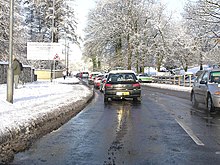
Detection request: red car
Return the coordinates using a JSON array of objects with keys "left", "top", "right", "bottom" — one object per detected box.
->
[
  {"left": 93, "top": 74, "right": 104, "bottom": 89},
  {"left": 99, "top": 73, "right": 109, "bottom": 92},
  {"left": 88, "top": 72, "right": 101, "bottom": 85}
]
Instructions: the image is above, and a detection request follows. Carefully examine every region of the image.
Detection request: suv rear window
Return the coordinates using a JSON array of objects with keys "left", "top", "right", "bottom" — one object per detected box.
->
[{"left": 107, "top": 73, "right": 137, "bottom": 83}]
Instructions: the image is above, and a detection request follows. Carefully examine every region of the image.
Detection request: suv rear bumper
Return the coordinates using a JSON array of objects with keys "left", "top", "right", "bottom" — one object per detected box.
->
[{"left": 104, "top": 89, "right": 141, "bottom": 98}]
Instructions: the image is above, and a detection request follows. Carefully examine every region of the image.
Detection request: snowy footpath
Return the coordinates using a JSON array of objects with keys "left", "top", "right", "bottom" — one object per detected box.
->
[{"left": 0, "top": 77, "right": 93, "bottom": 164}]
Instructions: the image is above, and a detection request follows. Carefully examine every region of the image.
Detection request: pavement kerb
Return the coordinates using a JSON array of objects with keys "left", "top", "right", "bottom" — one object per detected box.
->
[{"left": 0, "top": 84, "right": 94, "bottom": 164}]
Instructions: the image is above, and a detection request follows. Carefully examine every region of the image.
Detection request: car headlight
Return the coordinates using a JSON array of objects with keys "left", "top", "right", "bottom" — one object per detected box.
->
[{"left": 214, "top": 91, "right": 220, "bottom": 95}]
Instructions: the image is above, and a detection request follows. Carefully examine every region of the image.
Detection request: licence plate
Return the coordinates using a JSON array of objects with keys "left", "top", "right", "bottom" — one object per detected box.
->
[{"left": 116, "top": 92, "right": 129, "bottom": 96}]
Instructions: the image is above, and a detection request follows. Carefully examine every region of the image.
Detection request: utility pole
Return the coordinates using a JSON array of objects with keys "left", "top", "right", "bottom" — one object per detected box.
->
[
  {"left": 7, "top": 0, "right": 14, "bottom": 103},
  {"left": 65, "top": 32, "right": 67, "bottom": 69}
]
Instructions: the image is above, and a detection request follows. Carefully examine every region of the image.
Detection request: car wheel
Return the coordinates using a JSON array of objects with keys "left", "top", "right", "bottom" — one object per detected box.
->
[
  {"left": 191, "top": 92, "right": 198, "bottom": 108},
  {"left": 133, "top": 97, "right": 141, "bottom": 102},
  {"left": 207, "top": 94, "right": 215, "bottom": 112},
  {"left": 104, "top": 96, "right": 108, "bottom": 102}
]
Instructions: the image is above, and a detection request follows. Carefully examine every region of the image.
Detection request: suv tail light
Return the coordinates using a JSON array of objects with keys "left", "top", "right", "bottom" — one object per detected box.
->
[
  {"left": 105, "top": 83, "right": 112, "bottom": 87},
  {"left": 133, "top": 83, "right": 140, "bottom": 88}
]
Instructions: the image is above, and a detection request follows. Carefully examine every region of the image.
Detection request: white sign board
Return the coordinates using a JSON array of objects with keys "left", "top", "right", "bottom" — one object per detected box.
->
[{"left": 27, "top": 42, "right": 63, "bottom": 60}]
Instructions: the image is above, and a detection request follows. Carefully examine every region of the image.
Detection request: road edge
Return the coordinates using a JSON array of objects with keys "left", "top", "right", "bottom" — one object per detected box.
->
[{"left": 0, "top": 85, "right": 94, "bottom": 164}]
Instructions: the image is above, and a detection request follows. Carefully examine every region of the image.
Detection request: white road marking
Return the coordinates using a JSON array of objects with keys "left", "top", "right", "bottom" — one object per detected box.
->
[{"left": 175, "top": 119, "right": 205, "bottom": 146}]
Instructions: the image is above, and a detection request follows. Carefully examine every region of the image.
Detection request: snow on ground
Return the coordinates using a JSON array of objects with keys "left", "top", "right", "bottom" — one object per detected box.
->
[
  {"left": 0, "top": 77, "right": 191, "bottom": 135},
  {"left": 0, "top": 77, "right": 91, "bottom": 135},
  {"left": 142, "top": 83, "right": 192, "bottom": 92}
]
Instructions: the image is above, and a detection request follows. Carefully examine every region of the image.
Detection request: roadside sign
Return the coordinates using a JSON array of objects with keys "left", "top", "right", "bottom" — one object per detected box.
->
[
  {"left": 53, "top": 54, "right": 60, "bottom": 60},
  {"left": 27, "top": 42, "right": 63, "bottom": 60}
]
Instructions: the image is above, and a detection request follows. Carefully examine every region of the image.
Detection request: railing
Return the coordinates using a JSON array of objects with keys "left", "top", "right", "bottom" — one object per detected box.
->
[{"left": 152, "top": 75, "right": 194, "bottom": 87}]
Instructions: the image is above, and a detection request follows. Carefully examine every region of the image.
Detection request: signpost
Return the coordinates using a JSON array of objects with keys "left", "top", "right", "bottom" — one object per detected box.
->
[{"left": 53, "top": 54, "right": 60, "bottom": 80}]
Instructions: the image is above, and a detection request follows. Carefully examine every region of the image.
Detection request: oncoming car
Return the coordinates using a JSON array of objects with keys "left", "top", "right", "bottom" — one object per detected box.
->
[
  {"left": 137, "top": 73, "right": 152, "bottom": 83},
  {"left": 191, "top": 69, "right": 220, "bottom": 112},
  {"left": 104, "top": 70, "right": 141, "bottom": 102}
]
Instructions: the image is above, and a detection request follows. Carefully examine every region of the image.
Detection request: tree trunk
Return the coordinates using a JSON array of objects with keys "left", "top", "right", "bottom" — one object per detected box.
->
[{"left": 127, "top": 34, "right": 132, "bottom": 70}]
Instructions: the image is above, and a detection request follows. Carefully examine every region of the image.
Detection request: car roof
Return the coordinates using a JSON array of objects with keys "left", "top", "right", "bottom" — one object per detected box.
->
[
  {"left": 109, "top": 70, "right": 136, "bottom": 74},
  {"left": 209, "top": 68, "right": 220, "bottom": 72},
  {"left": 199, "top": 69, "right": 220, "bottom": 73},
  {"left": 90, "top": 72, "right": 101, "bottom": 74},
  {"left": 96, "top": 74, "right": 104, "bottom": 76},
  {"left": 138, "top": 73, "right": 148, "bottom": 75}
]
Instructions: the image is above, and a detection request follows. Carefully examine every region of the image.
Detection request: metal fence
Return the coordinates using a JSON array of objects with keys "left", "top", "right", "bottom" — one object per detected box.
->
[{"left": 152, "top": 75, "right": 194, "bottom": 87}]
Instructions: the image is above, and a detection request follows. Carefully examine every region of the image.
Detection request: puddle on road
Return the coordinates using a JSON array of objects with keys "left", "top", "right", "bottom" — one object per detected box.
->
[
  {"left": 190, "top": 107, "right": 220, "bottom": 127},
  {"left": 103, "top": 101, "right": 131, "bottom": 165}
]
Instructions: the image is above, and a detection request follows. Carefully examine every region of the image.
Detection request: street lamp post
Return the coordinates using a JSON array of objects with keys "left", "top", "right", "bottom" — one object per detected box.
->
[
  {"left": 67, "top": 43, "right": 69, "bottom": 75},
  {"left": 7, "top": 0, "right": 14, "bottom": 103},
  {"left": 51, "top": 0, "right": 55, "bottom": 82}
]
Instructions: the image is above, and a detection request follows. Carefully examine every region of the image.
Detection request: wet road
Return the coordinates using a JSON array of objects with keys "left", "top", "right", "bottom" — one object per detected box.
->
[{"left": 12, "top": 85, "right": 220, "bottom": 165}]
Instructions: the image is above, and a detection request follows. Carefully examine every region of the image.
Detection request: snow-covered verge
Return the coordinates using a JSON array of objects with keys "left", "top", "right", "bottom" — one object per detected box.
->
[
  {"left": 141, "top": 83, "right": 192, "bottom": 92},
  {"left": 0, "top": 77, "right": 94, "bottom": 164}
]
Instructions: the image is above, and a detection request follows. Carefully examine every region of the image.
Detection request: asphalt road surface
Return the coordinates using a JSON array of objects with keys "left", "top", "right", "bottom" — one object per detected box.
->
[{"left": 12, "top": 85, "right": 220, "bottom": 165}]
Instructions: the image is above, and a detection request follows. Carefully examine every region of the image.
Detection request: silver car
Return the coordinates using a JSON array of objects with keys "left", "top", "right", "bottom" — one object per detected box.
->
[{"left": 191, "top": 69, "right": 220, "bottom": 112}]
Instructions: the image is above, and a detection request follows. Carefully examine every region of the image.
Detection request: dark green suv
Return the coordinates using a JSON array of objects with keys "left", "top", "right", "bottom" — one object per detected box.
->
[{"left": 104, "top": 70, "right": 141, "bottom": 102}]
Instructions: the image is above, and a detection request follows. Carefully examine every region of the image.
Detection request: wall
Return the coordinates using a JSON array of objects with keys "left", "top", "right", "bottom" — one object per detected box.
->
[
  {"left": 35, "top": 69, "right": 63, "bottom": 80},
  {"left": 0, "top": 63, "right": 64, "bottom": 83},
  {"left": 0, "top": 63, "right": 35, "bottom": 84}
]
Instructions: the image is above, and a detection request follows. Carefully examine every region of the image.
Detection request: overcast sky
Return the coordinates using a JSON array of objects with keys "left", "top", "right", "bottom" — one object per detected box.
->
[
  {"left": 74, "top": 0, "right": 96, "bottom": 36},
  {"left": 161, "top": 0, "right": 187, "bottom": 19}
]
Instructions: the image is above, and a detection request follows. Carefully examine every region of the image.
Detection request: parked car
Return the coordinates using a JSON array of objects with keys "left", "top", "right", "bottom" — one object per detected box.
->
[
  {"left": 137, "top": 73, "right": 152, "bottom": 83},
  {"left": 99, "top": 73, "right": 109, "bottom": 92},
  {"left": 75, "top": 72, "right": 81, "bottom": 78},
  {"left": 94, "top": 74, "right": 104, "bottom": 89},
  {"left": 104, "top": 70, "right": 141, "bottom": 102},
  {"left": 88, "top": 72, "right": 101, "bottom": 85},
  {"left": 191, "top": 69, "right": 220, "bottom": 112},
  {"left": 79, "top": 72, "right": 89, "bottom": 78}
]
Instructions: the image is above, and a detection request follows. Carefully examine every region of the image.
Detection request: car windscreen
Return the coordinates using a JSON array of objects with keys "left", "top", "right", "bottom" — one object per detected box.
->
[
  {"left": 210, "top": 71, "right": 220, "bottom": 83},
  {"left": 107, "top": 73, "right": 137, "bottom": 83}
]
